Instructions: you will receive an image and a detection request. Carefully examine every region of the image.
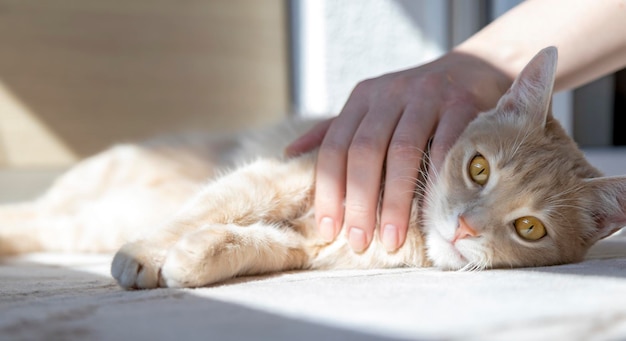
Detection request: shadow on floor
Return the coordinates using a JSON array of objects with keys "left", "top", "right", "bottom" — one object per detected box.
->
[{"left": 0, "top": 257, "right": 410, "bottom": 341}]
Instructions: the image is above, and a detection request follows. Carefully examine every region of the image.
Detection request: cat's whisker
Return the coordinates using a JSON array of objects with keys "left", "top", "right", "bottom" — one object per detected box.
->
[
  {"left": 383, "top": 165, "right": 431, "bottom": 195},
  {"left": 548, "top": 184, "right": 586, "bottom": 199},
  {"left": 460, "top": 262, "right": 480, "bottom": 272},
  {"left": 393, "top": 176, "right": 427, "bottom": 188},
  {"left": 455, "top": 245, "right": 490, "bottom": 272},
  {"left": 545, "top": 189, "right": 593, "bottom": 227}
]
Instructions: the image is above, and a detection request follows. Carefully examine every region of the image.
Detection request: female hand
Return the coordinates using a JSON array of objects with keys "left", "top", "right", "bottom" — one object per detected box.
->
[{"left": 286, "top": 51, "right": 512, "bottom": 252}]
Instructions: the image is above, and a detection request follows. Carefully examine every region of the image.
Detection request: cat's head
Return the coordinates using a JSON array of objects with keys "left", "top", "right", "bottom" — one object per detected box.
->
[{"left": 423, "top": 46, "right": 626, "bottom": 270}]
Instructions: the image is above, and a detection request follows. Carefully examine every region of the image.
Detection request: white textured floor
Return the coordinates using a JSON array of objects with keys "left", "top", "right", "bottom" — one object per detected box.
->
[{"left": 2, "top": 241, "right": 626, "bottom": 341}]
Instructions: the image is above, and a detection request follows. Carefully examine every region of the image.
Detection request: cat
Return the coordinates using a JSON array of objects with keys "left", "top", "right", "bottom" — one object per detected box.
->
[{"left": 1, "top": 46, "right": 625, "bottom": 289}]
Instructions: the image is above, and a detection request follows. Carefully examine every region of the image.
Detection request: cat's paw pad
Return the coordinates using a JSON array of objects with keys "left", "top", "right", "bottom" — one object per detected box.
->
[{"left": 111, "top": 241, "right": 166, "bottom": 289}]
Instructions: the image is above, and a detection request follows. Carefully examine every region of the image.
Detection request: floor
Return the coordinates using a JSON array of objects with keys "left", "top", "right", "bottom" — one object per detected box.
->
[
  {"left": 0, "top": 168, "right": 64, "bottom": 203},
  {"left": 2, "top": 148, "right": 626, "bottom": 340}
]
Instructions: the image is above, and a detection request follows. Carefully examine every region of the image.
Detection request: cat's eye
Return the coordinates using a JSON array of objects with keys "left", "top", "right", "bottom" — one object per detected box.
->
[
  {"left": 468, "top": 155, "right": 490, "bottom": 185},
  {"left": 514, "top": 216, "right": 546, "bottom": 241}
]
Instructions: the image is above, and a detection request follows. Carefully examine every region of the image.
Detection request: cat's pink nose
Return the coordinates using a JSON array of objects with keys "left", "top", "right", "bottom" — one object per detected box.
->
[{"left": 452, "top": 216, "right": 479, "bottom": 244}]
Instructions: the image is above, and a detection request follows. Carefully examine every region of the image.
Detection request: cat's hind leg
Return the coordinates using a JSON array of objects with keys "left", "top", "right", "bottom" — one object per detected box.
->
[
  {"left": 0, "top": 144, "right": 205, "bottom": 256},
  {"left": 112, "top": 222, "right": 308, "bottom": 288}
]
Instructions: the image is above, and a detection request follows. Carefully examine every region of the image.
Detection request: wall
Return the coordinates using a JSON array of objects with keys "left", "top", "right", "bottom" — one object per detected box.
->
[
  {"left": 291, "top": 0, "right": 575, "bottom": 136},
  {"left": 0, "top": 0, "right": 289, "bottom": 168},
  {"left": 291, "top": 0, "right": 447, "bottom": 116}
]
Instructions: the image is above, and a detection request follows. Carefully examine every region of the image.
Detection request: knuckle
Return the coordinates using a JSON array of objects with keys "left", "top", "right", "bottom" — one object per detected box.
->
[
  {"left": 389, "top": 137, "right": 420, "bottom": 157},
  {"left": 430, "top": 142, "right": 452, "bottom": 159},
  {"left": 388, "top": 138, "right": 421, "bottom": 159},
  {"left": 376, "top": 75, "right": 412, "bottom": 100},
  {"left": 351, "top": 79, "right": 374, "bottom": 97},
  {"left": 420, "top": 70, "right": 443, "bottom": 84},
  {"left": 348, "top": 136, "right": 382, "bottom": 157},
  {"left": 354, "top": 75, "right": 411, "bottom": 101},
  {"left": 441, "top": 95, "right": 477, "bottom": 112},
  {"left": 348, "top": 137, "right": 386, "bottom": 165},
  {"left": 346, "top": 201, "right": 372, "bottom": 215},
  {"left": 319, "top": 139, "right": 348, "bottom": 157},
  {"left": 413, "top": 71, "right": 443, "bottom": 91}
]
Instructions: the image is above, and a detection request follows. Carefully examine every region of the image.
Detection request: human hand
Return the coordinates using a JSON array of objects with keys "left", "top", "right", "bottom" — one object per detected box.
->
[{"left": 286, "top": 52, "right": 512, "bottom": 252}]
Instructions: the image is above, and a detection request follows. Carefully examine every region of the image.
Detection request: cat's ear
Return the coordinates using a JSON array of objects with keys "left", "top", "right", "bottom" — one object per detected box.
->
[
  {"left": 585, "top": 176, "right": 626, "bottom": 241},
  {"left": 495, "top": 46, "right": 558, "bottom": 128}
]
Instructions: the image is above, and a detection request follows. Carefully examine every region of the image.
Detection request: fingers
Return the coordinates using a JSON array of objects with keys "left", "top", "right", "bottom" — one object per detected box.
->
[
  {"left": 315, "top": 99, "right": 474, "bottom": 254},
  {"left": 343, "top": 104, "right": 403, "bottom": 252},
  {"left": 284, "top": 118, "right": 334, "bottom": 157},
  {"left": 430, "top": 104, "right": 479, "bottom": 173},
  {"left": 377, "top": 103, "right": 475, "bottom": 252},
  {"left": 315, "top": 99, "right": 368, "bottom": 243},
  {"left": 315, "top": 79, "right": 407, "bottom": 252},
  {"left": 379, "top": 104, "right": 437, "bottom": 252},
  {"left": 313, "top": 72, "right": 478, "bottom": 254}
]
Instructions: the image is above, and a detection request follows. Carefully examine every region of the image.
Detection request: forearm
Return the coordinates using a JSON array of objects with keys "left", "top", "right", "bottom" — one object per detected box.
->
[{"left": 455, "top": 0, "right": 626, "bottom": 91}]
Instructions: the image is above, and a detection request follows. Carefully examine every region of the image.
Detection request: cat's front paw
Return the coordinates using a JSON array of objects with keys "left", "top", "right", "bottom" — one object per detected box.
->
[
  {"left": 160, "top": 227, "right": 241, "bottom": 288},
  {"left": 111, "top": 241, "right": 167, "bottom": 289}
]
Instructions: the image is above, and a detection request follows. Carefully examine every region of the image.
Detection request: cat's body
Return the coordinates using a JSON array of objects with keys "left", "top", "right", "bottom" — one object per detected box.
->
[
  {"left": 0, "top": 120, "right": 428, "bottom": 288},
  {"left": 2, "top": 47, "right": 626, "bottom": 289}
]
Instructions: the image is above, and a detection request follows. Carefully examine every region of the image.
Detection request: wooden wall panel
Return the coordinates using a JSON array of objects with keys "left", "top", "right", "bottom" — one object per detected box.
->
[{"left": 0, "top": 0, "right": 289, "bottom": 167}]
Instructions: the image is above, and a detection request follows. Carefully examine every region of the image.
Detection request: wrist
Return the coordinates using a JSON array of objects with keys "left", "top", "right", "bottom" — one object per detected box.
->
[
  {"left": 453, "top": 40, "right": 526, "bottom": 83},
  {"left": 436, "top": 49, "right": 514, "bottom": 111}
]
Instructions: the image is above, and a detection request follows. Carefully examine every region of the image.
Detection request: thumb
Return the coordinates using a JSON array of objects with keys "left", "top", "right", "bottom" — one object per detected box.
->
[{"left": 284, "top": 118, "right": 334, "bottom": 157}]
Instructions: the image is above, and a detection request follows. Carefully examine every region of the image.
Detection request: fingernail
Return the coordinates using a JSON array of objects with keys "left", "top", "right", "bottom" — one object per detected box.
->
[
  {"left": 349, "top": 227, "right": 367, "bottom": 252},
  {"left": 382, "top": 224, "right": 399, "bottom": 252},
  {"left": 319, "top": 217, "right": 336, "bottom": 241}
]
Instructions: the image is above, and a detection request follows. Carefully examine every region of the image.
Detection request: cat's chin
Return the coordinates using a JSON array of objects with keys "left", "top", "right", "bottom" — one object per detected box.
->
[{"left": 425, "top": 233, "right": 470, "bottom": 270}]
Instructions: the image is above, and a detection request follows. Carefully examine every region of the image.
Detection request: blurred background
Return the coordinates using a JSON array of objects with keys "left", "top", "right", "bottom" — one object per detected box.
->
[
  {"left": 0, "top": 0, "right": 624, "bottom": 201},
  {"left": 0, "top": 0, "right": 289, "bottom": 168}
]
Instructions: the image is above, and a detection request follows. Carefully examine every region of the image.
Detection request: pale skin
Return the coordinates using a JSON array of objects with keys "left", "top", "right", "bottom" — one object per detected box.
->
[{"left": 285, "top": 0, "right": 626, "bottom": 252}]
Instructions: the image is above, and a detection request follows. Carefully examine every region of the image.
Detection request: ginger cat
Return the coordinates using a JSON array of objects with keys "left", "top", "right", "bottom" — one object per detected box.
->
[{"left": 1, "top": 47, "right": 625, "bottom": 289}]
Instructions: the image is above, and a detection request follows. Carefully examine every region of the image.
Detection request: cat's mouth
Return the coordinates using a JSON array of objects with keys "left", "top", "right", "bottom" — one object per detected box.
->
[
  {"left": 427, "top": 227, "right": 471, "bottom": 269},
  {"left": 445, "top": 239, "right": 472, "bottom": 268},
  {"left": 450, "top": 243, "right": 468, "bottom": 262},
  {"left": 438, "top": 228, "right": 469, "bottom": 262}
]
